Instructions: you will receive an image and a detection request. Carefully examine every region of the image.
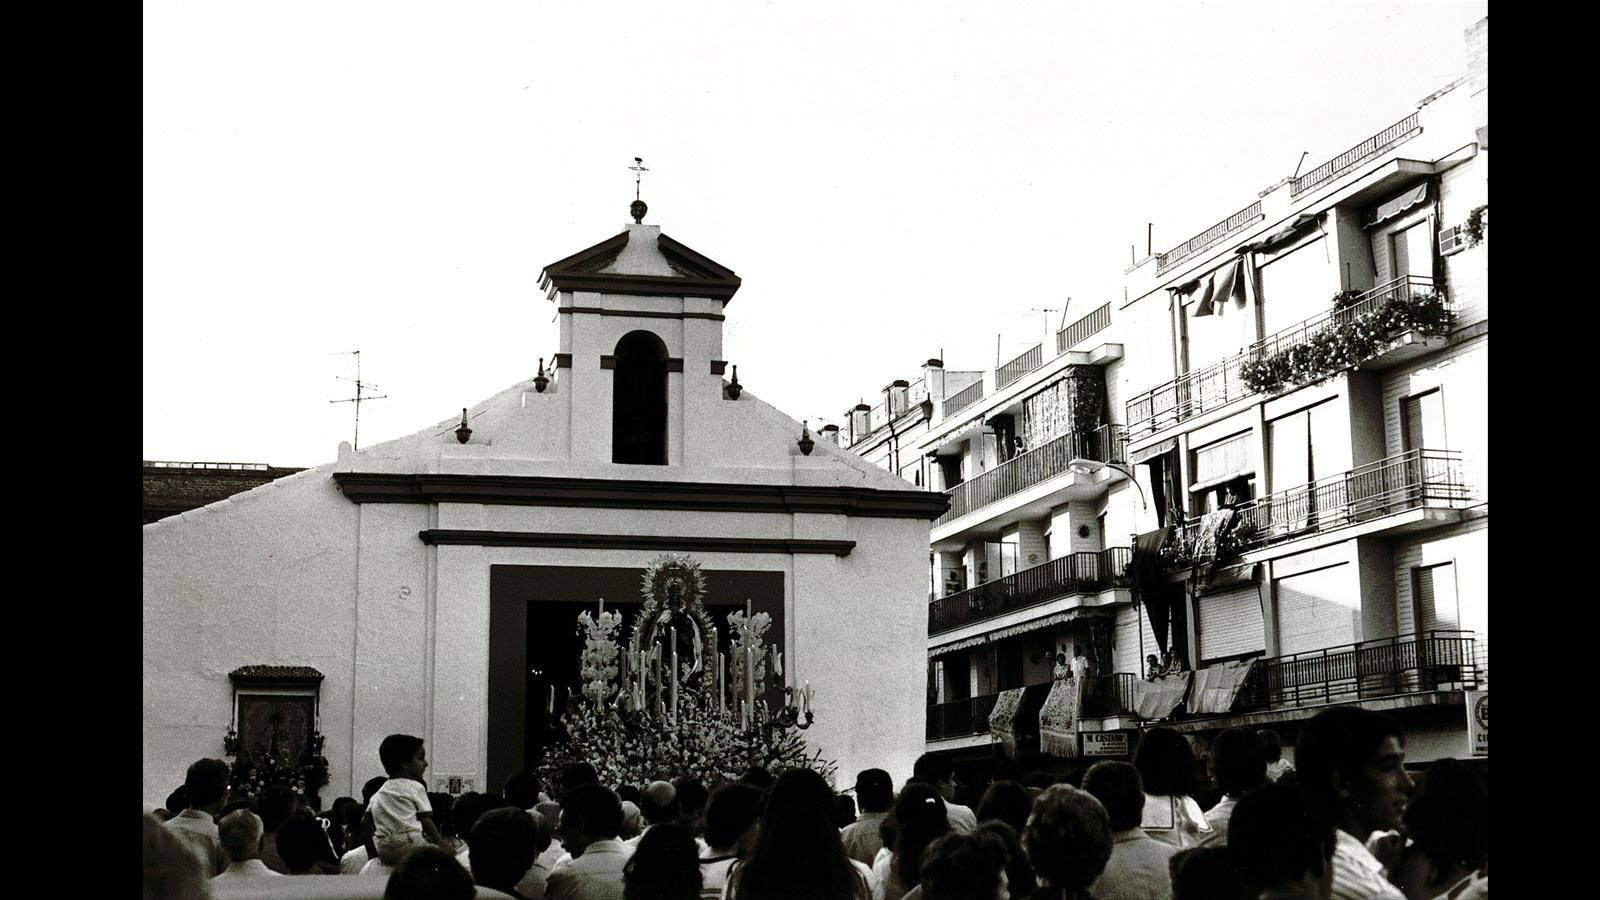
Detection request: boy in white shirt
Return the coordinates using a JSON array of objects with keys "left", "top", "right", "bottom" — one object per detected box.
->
[{"left": 370, "top": 734, "right": 445, "bottom": 865}]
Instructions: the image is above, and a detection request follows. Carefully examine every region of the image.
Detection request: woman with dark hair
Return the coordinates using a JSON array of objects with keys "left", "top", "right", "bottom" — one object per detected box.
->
[
  {"left": 1388, "top": 760, "right": 1488, "bottom": 900},
  {"left": 974, "top": 819, "right": 1036, "bottom": 899},
  {"left": 1020, "top": 785, "right": 1112, "bottom": 900},
  {"left": 874, "top": 782, "right": 950, "bottom": 900},
  {"left": 905, "top": 830, "right": 1009, "bottom": 900},
  {"left": 623, "top": 822, "right": 702, "bottom": 900},
  {"left": 975, "top": 780, "right": 1033, "bottom": 834},
  {"left": 1134, "top": 728, "right": 1212, "bottom": 849},
  {"left": 725, "top": 768, "right": 872, "bottom": 900}
]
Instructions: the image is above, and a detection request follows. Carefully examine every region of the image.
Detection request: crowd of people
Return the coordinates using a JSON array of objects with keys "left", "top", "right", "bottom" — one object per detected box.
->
[{"left": 143, "top": 706, "right": 1487, "bottom": 900}]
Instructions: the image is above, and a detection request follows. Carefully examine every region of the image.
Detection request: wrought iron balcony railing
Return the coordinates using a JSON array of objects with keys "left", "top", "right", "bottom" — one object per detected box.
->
[
  {"left": 925, "top": 691, "right": 1004, "bottom": 741},
  {"left": 1161, "top": 448, "right": 1470, "bottom": 568},
  {"left": 929, "top": 548, "right": 1132, "bottom": 635},
  {"left": 1079, "top": 672, "right": 1138, "bottom": 719},
  {"left": 1156, "top": 201, "right": 1265, "bottom": 275},
  {"left": 1292, "top": 111, "right": 1422, "bottom": 197},
  {"left": 1126, "top": 276, "right": 1448, "bottom": 436},
  {"left": 1232, "top": 630, "right": 1478, "bottom": 712},
  {"left": 997, "top": 344, "right": 1043, "bottom": 390},
  {"left": 943, "top": 379, "right": 985, "bottom": 417},
  {"left": 1057, "top": 302, "right": 1112, "bottom": 353},
  {"left": 936, "top": 424, "right": 1128, "bottom": 526}
]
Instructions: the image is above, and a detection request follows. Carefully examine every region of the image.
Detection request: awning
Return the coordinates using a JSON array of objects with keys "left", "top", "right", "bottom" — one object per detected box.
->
[
  {"left": 1132, "top": 671, "right": 1191, "bottom": 719},
  {"left": 1038, "top": 679, "right": 1080, "bottom": 757},
  {"left": 1187, "top": 659, "right": 1257, "bottom": 714},
  {"left": 1130, "top": 438, "right": 1178, "bottom": 466},
  {"left": 927, "top": 606, "right": 1115, "bottom": 657},
  {"left": 1366, "top": 182, "right": 1430, "bottom": 228},
  {"left": 989, "top": 687, "right": 1029, "bottom": 758},
  {"left": 1237, "top": 213, "right": 1323, "bottom": 254}
]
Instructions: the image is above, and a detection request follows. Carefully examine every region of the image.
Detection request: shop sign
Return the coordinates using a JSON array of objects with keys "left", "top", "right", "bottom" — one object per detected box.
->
[
  {"left": 1082, "top": 731, "right": 1130, "bottom": 757},
  {"left": 1465, "top": 690, "right": 1487, "bottom": 757}
]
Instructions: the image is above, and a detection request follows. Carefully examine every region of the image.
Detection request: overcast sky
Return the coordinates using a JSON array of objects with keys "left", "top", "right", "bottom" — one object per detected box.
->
[{"left": 144, "top": 0, "right": 1487, "bottom": 467}]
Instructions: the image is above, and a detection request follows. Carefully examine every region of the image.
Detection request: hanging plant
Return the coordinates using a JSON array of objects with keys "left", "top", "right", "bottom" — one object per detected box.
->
[
  {"left": 1464, "top": 205, "right": 1488, "bottom": 247},
  {"left": 1239, "top": 291, "right": 1449, "bottom": 395}
]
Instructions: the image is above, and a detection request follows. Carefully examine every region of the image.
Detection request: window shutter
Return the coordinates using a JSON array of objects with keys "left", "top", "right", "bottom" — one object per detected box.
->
[
  {"left": 1274, "top": 564, "right": 1356, "bottom": 656},
  {"left": 1195, "top": 584, "right": 1265, "bottom": 662},
  {"left": 1402, "top": 390, "right": 1447, "bottom": 452},
  {"left": 1416, "top": 563, "right": 1459, "bottom": 632}
]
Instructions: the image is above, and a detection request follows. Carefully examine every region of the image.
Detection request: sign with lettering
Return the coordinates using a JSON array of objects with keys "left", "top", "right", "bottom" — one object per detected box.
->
[
  {"left": 1465, "top": 690, "right": 1487, "bottom": 757},
  {"left": 1082, "top": 731, "right": 1130, "bottom": 757}
]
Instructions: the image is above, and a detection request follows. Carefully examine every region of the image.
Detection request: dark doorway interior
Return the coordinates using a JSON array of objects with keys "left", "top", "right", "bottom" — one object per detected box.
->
[
  {"left": 488, "top": 565, "right": 786, "bottom": 790},
  {"left": 613, "top": 330, "right": 669, "bottom": 465}
]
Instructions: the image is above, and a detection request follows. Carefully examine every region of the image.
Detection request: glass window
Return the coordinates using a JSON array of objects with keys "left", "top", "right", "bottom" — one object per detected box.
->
[{"left": 1258, "top": 237, "right": 1331, "bottom": 336}]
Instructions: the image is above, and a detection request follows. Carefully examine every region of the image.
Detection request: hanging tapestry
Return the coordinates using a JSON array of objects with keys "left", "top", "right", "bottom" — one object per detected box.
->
[
  {"left": 1038, "top": 679, "right": 1080, "bottom": 757},
  {"left": 989, "top": 687, "right": 1029, "bottom": 758}
]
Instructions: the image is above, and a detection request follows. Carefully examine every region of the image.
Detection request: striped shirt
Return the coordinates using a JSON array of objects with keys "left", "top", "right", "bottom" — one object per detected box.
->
[{"left": 1331, "top": 829, "right": 1406, "bottom": 900}]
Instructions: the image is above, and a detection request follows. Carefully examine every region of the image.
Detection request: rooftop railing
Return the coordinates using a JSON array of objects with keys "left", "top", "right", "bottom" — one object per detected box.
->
[
  {"left": 1161, "top": 449, "right": 1471, "bottom": 568},
  {"left": 997, "top": 344, "right": 1043, "bottom": 390},
  {"left": 1057, "top": 302, "right": 1112, "bottom": 354},
  {"left": 1232, "top": 630, "right": 1479, "bottom": 712},
  {"left": 1126, "top": 276, "right": 1448, "bottom": 436},
  {"left": 1292, "top": 111, "right": 1422, "bottom": 197},
  {"left": 943, "top": 379, "right": 986, "bottom": 417},
  {"left": 936, "top": 424, "right": 1127, "bottom": 527},
  {"left": 930, "top": 547, "right": 1133, "bottom": 635},
  {"left": 1155, "top": 201, "right": 1265, "bottom": 275}
]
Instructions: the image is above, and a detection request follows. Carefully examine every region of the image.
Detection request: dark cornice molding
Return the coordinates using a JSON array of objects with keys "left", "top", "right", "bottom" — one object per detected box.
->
[
  {"left": 420, "top": 529, "right": 854, "bottom": 556},
  {"left": 559, "top": 306, "right": 726, "bottom": 322},
  {"left": 334, "top": 473, "right": 952, "bottom": 520},
  {"left": 544, "top": 273, "right": 740, "bottom": 302}
]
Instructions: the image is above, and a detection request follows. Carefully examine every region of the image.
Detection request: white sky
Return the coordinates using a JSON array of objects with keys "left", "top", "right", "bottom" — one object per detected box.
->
[{"left": 144, "top": 0, "right": 1487, "bottom": 468}]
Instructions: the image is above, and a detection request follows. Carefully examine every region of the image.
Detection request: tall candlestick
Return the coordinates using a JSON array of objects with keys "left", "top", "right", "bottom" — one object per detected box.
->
[
  {"left": 745, "top": 644, "right": 756, "bottom": 721},
  {"left": 670, "top": 626, "right": 679, "bottom": 724},
  {"left": 653, "top": 648, "right": 662, "bottom": 715},
  {"left": 547, "top": 685, "right": 554, "bottom": 716},
  {"left": 717, "top": 651, "right": 725, "bottom": 712}
]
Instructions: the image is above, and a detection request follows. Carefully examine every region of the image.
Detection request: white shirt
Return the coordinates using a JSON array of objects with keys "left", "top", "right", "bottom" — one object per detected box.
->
[
  {"left": 370, "top": 777, "right": 431, "bottom": 843},
  {"left": 212, "top": 859, "right": 284, "bottom": 881},
  {"left": 339, "top": 845, "right": 369, "bottom": 874},
  {"left": 944, "top": 802, "right": 977, "bottom": 835},
  {"left": 1330, "top": 829, "right": 1407, "bottom": 900}
]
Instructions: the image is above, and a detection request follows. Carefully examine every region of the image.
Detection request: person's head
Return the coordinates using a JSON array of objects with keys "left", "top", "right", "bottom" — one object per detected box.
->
[
  {"left": 704, "top": 782, "right": 763, "bottom": 855},
  {"left": 620, "top": 801, "right": 644, "bottom": 840},
  {"left": 183, "top": 758, "right": 231, "bottom": 812},
  {"left": 640, "top": 780, "right": 680, "bottom": 825},
  {"left": 254, "top": 785, "right": 297, "bottom": 833},
  {"left": 1057, "top": 652, "right": 1068, "bottom": 666},
  {"left": 1082, "top": 761, "right": 1145, "bottom": 832},
  {"left": 734, "top": 767, "right": 859, "bottom": 900},
  {"left": 833, "top": 793, "right": 857, "bottom": 827},
  {"left": 989, "top": 760, "right": 1023, "bottom": 784},
  {"left": 503, "top": 772, "right": 543, "bottom": 810},
  {"left": 468, "top": 807, "right": 538, "bottom": 891},
  {"left": 892, "top": 781, "right": 951, "bottom": 891},
  {"left": 384, "top": 844, "right": 475, "bottom": 900},
  {"left": 854, "top": 768, "right": 894, "bottom": 814},
  {"left": 616, "top": 783, "right": 642, "bottom": 805},
  {"left": 1228, "top": 781, "right": 1335, "bottom": 898},
  {"left": 143, "top": 813, "right": 209, "bottom": 900},
  {"left": 672, "top": 777, "right": 709, "bottom": 831},
  {"left": 912, "top": 752, "right": 958, "bottom": 801},
  {"left": 1074, "top": 645, "right": 1084, "bottom": 658},
  {"left": 560, "top": 762, "right": 600, "bottom": 796},
  {"left": 559, "top": 783, "right": 623, "bottom": 849},
  {"left": 219, "top": 798, "right": 255, "bottom": 820},
  {"left": 1212, "top": 727, "right": 1268, "bottom": 798},
  {"left": 277, "top": 811, "right": 335, "bottom": 874},
  {"left": 974, "top": 819, "right": 1036, "bottom": 898},
  {"left": 1169, "top": 846, "right": 1249, "bottom": 900},
  {"left": 738, "top": 766, "right": 774, "bottom": 790},
  {"left": 1135, "top": 727, "right": 1197, "bottom": 797},
  {"left": 218, "top": 809, "right": 266, "bottom": 864},
  {"left": 1399, "top": 760, "right": 1488, "bottom": 883},
  {"left": 164, "top": 786, "right": 190, "bottom": 820},
  {"left": 534, "top": 799, "right": 563, "bottom": 837},
  {"left": 378, "top": 734, "right": 428, "bottom": 781},
  {"left": 1295, "top": 706, "right": 1410, "bottom": 834},
  {"left": 917, "top": 830, "right": 1009, "bottom": 900},
  {"left": 975, "top": 780, "right": 1032, "bottom": 834},
  {"left": 1020, "top": 771, "right": 1060, "bottom": 794},
  {"left": 453, "top": 792, "right": 510, "bottom": 847},
  {"left": 1023, "top": 785, "right": 1112, "bottom": 891},
  {"left": 362, "top": 776, "right": 388, "bottom": 806},
  {"left": 623, "top": 821, "right": 702, "bottom": 900},
  {"left": 1257, "top": 729, "right": 1285, "bottom": 763}
]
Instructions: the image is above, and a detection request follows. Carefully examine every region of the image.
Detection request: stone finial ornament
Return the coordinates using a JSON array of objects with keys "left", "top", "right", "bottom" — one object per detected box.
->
[
  {"left": 798, "top": 421, "right": 815, "bottom": 456},
  {"left": 455, "top": 408, "right": 472, "bottom": 444}
]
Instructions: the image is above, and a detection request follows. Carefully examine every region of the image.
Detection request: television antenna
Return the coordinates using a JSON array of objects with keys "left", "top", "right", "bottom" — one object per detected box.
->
[{"left": 330, "top": 350, "right": 388, "bottom": 450}]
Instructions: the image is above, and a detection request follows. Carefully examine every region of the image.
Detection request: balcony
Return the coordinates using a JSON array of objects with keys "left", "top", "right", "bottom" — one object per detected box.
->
[
  {"left": 936, "top": 424, "right": 1127, "bottom": 527},
  {"left": 1292, "top": 111, "right": 1422, "bottom": 197},
  {"left": 925, "top": 691, "right": 1003, "bottom": 741},
  {"left": 929, "top": 547, "right": 1132, "bottom": 636},
  {"left": 1156, "top": 201, "right": 1265, "bottom": 275},
  {"left": 1057, "top": 302, "right": 1112, "bottom": 353},
  {"left": 997, "top": 344, "right": 1043, "bottom": 390},
  {"left": 943, "top": 379, "right": 985, "bottom": 416},
  {"left": 1234, "top": 630, "right": 1479, "bottom": 712},
  {"left": 1160, "top": 449, "right": 1471, "bottom": 568},
  {"left": 1079, "top": 672, "right": 1138, "bottom": 719},
  {"left": 1127, "top": 276, "right": 1450, "bottom": 437}
]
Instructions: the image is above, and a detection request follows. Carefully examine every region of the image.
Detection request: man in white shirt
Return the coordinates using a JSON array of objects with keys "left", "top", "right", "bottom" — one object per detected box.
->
[
  {"left": 1082, "top": 761, "right": 1177, "bottom": 900},
  {"left": 212, "top": 809, "right": 284, "bottom": 882},
  {"left": 1296, "top": 707, "right": 1412, "bottom": 900},
  {"left": 163, "top": 758, "right": 231, "bottom": 878},
  {"left": 840, "top": 769, "right": 894, "bottom": 867},
  {"left": 1201, "top": 727, "right": 1269, "bottom": 845},
  {"left": 911, "top": 753, "right": 975, "bottom": 834},
  {"left": 547, "top": 784, "right": 635, "bottom": 900}
]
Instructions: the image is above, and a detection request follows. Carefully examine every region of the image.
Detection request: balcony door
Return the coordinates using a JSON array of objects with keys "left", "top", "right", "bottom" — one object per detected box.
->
[
  {"left": 1390, "top": 220, "right": 1434, "bottom": 281},
  {"left": 1401, "top": 389, "right": 1449, "bottom": 501},
  {"left": 1268, "top": 399, "right": 1348, "bottom": 534}
]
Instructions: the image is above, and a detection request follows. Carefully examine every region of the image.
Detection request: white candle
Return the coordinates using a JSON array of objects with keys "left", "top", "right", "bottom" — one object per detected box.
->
[
  {"left": 717, "top": 651, "right": 725, "bottom": 712},
  {"left": 670, "top": 626, "right": 679, "bottom": 724},
  {"left": 746, "top": 644, "right": 755, "bottom": 719},
  {"left": 547, "top": 685, "right": 554, "bottom": 716}
]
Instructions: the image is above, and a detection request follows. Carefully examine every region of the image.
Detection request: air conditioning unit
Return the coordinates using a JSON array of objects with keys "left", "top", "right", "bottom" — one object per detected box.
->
[{"left": 1438, "top": 224, "right": 1467, "bottom": 257}]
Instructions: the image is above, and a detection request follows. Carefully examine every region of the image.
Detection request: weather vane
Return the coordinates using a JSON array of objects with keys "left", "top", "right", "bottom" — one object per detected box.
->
[{"left": 629, "top": 156, "right": 649, "bottom": 223}]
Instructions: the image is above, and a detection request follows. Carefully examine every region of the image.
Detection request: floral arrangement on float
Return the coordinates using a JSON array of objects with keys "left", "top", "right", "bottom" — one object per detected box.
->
[
  {"left": 226, "top": 731, "right": 330, "bottom": 806},
  {"left": 537, "top": 553, "right": 835, "bottom": 788},
  {"left": 1238, "top": 288, "right": 1449, "bottom": 395}
]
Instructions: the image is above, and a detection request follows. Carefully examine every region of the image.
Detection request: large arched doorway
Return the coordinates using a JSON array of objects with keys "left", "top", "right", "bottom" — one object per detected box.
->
[{"left": 612, "top": 330, "right": 669, "bottom": 465}]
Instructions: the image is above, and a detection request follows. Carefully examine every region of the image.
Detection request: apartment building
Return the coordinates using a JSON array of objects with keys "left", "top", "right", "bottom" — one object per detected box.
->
[{"left": 833, "top": 17, "right": 1487, "bottom": 775}]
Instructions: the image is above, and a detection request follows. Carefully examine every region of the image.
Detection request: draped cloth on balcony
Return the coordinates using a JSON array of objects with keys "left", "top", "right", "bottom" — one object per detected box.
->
[
  {"left": 1176, "top": 257, "right": 1247, "bottom": 318},
  {"left": 1132, "top": 671, "right": 1191, "bottom": 719},
  {"left": 1187, "top": 659, "right": 1257, "bottom": 714},
  {"left": 1192, "top": 509, "right": 1237, "bottom": 562},
  {"left": 1038, "top": 679, "right": 1080, "bottom": 758},
  {"left": 1131, "top": 527, "right": 1172, "bottom": 654},
  {"left": 988, "top": 687, "right": 1029, "bottom": 758}
]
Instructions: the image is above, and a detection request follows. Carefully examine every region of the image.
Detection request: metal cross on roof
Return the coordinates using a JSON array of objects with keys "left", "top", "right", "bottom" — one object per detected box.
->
[{"left": 629, "top": 157, "right": 650, "bottom": 223}]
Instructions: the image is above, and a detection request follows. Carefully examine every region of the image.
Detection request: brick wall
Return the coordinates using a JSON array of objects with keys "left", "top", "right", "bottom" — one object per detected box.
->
[{"left": 142, "top": 464, "right": 306, "bottom": 523}]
